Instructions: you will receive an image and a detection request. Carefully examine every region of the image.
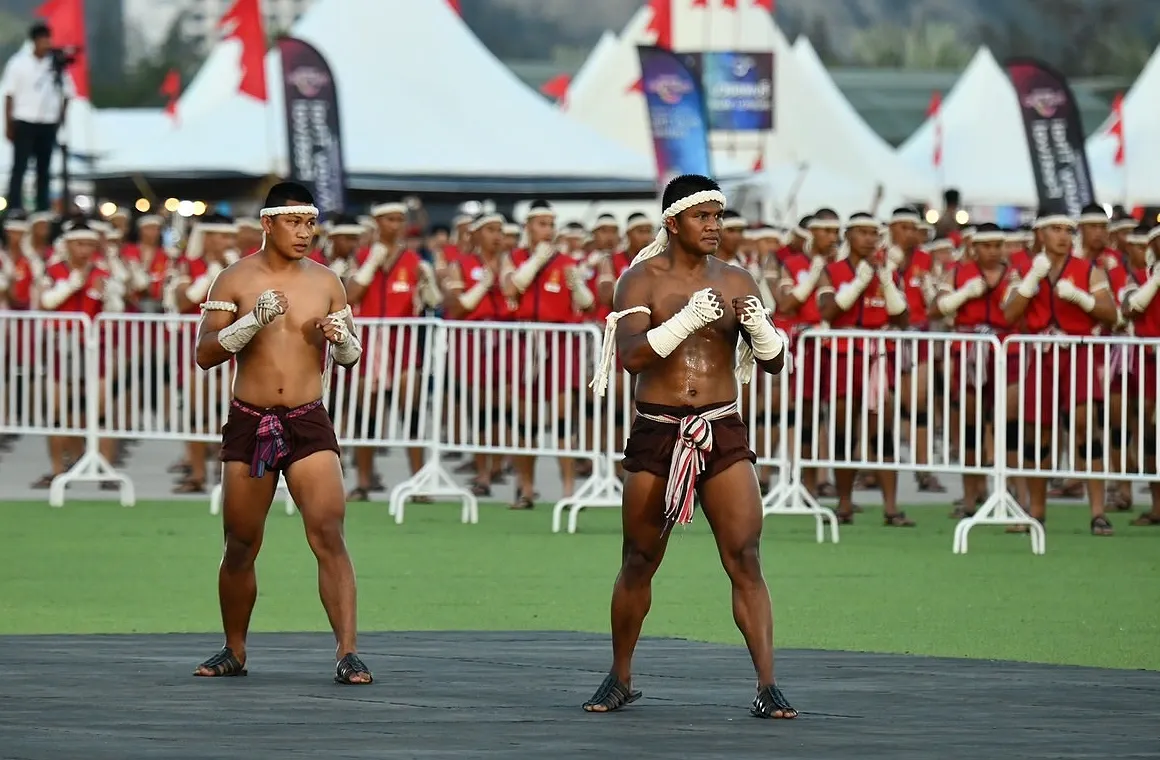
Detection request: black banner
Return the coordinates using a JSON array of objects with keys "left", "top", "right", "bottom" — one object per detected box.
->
[
  {"left": 278, "top": 37, "right": 347, "bottom": 215},
  {"left": 1006, "top": 58, "right": 1094, "bottom": 216}
]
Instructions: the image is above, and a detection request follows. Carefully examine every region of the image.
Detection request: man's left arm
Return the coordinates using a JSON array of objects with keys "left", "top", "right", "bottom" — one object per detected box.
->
[
  {"left": 732, "top": 268, "right": 785, "bottom": 375},
  {"left": 319, "top": 270, "right": 363, "bottom": 368}
]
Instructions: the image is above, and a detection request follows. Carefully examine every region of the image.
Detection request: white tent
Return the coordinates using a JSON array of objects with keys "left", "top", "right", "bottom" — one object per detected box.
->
[
  {"left": 785, "top": 38, "right": 937, "bottom": 206},
  {"left": 92, "top": 0, "right": 658, "bottom": 195},
  {"left": 897, "top": 47, "right": 1039, "bottom": 207},
  {"left": 742, "top": 162, "right": 908, "bottom": 224},
  {"left": 1086, "top": 46, "right": 1160, "bottom": 205},
  {"left": 562, "top": 29, "right": 619, "bottom": 113}
]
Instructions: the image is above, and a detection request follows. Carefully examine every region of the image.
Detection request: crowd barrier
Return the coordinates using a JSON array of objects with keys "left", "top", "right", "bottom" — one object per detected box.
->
[{"left": 4, "top": 309, "right": 1160, "bottom": 555}]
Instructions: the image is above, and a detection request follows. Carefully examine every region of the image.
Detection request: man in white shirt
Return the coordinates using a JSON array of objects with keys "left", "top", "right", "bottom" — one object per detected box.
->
[{"left": 2, "top": 22, "right": 73, "bottom": 212}]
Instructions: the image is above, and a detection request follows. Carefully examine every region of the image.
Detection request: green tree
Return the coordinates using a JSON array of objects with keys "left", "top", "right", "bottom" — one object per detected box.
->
[
  {"left": 850, "top": 22, "right": 972, "bottom": 70},
  {"left": 90, "top": 12, "right": 206, "bottom": 109}
]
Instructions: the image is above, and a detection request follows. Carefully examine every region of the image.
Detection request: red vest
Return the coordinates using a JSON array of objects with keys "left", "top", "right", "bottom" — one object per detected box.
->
[
  {"left": 174, "top": 257, "right": 211, "bottom": 314},
  {"left": 825, "top": 258, "right": 895, "bottom": 332},
  {"left": 780, "top": 250, "right": 822, "bottom": 329},
  {"left": 5, "top": 254, "right": 37, "bottom": 310},
  {"left": 454, "top": 251, "right": 513, "bottom": 322},
  {"left": 951, "top": 261, "right": 1011, "bottom": 334},
  {"left": 1123, "top": 266, "right": 1160, "bottom": 338},
  {"left": 901, "top": 248, "right": 933, "bottom": 327},
  {"left": 1008, "top": 249, "right": 1032, "bottom": 277},
  {"left": 1023, "top": 257, "right": 1098, "bottom": 336},
  {"left": 122, "top": 244, "right": 171, "bottom": 301},
  {"left": 353, "top": 248, "right": 424, "bottom": 319},
  {"left": 44, "top": 261, "right": 108, "bottom": 318},
  {"left": 512, "top": 250, "right": 581, "bottom": 324}
]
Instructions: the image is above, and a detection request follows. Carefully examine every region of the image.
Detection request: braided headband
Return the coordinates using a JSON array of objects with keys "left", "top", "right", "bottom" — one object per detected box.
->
[
  {"left": 888, "top": 211, "right": 922, "bottom": 225},
  {"left": 630, "top": 189, "right": 728, "bottom": 267},
  {"left": 971, "top": 232, "right": 1007, "bottom": 243},
  {"left": 470, "top": 213, "right": 504, "bottom": 232},
  {"left": 1033, "top": 214, "right": 1075, "bottom": 230},
  {"left": 370, "top": 202, "right": 406, "bottom": 217},
  {"left": 62, "top": 230, "right": 100, "bottom": 242},
  {"left": 1076, "top": 213, "right": 1109, "bottom": 226},
  {"left": 260, "top": 205, "right": 319, "bottom": 218}
]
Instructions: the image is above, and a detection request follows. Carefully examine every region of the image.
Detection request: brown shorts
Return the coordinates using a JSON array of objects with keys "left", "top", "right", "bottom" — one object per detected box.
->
[
  {"left": 221, "top": 398, "right": 340, "bottom": 478},
  {"left": 623, "top": 400, "right": 756, "bottom": 481}
]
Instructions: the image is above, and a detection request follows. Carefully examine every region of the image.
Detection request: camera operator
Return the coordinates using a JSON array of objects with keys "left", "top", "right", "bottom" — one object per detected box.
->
[{"left": 1, "top": 21, "right": 74, "bottom": 213}]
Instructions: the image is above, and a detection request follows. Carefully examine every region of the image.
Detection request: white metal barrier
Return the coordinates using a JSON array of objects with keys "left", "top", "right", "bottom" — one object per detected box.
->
[
  {"left": 0, "top": 310, "right": 133, "bottom": 506},
  {"left": 438, "top": 320, "right": 607, "bottom": 525},
  {"left": 955, "top": 333, "right": 1160, "bottom": 553}
]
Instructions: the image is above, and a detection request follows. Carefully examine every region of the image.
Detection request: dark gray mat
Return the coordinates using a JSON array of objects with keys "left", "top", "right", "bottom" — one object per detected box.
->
[{"left": 0, "top": 631, "right": 1157, "bottom": 760}]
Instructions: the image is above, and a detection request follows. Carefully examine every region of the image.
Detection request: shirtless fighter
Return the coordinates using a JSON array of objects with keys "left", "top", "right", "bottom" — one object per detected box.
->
[
  {"left": 586, "top": 175, "right": 796, "bottom": 719},
  {"left": 191, "top": 183, "right": 372, "bottom": 685}
]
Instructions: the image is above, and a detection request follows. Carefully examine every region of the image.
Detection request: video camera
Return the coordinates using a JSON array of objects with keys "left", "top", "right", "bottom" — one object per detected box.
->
[{"left": 49, "top": 45, "right": 80, "bottom": 82}]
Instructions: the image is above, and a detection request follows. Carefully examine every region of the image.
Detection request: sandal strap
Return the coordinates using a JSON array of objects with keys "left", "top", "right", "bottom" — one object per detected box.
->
[
  {"left": 198, "top": 646, "right": 245, "bottom": 675},
  {"left": 335, "top": 653, "right": 372, "bottom": 683},
  {"left": 584, "top": 673, "right": 640, "bottom": 710},
  {"left": 752, "top": 684, "right": 796, "bottom": 717}
]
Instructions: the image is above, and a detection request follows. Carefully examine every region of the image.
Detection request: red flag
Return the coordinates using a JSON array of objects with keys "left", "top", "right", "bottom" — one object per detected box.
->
[
  {"left": 1109, "top": 92, "right": 1125, "bottom": 167},
  {"left": 219, "top": 0, "right": 267, "bottom": 102},
  {"left": 645, "top": 0, "right": 672, "bottom": 50},
  {"left": 753, "top": 154, "right": 763, "bottom": 172},
  {"left": 754, "top": 0, "right": 774, "bottom": 9},
  {"left": 447, "top": 0, "right": 460, "bottom": 14},
  {"left": 723, "top": 0, "right": 739, "bottom": 8},
  {"left": 692, "top": 0, "right": 708, "bottom": 6},
  {"left": 539, "top": 74, "right": 571, "bottom": 101},
  {"left": 626, "top": 79, "right": 642, "bottom": 94},
  {"left": 35, "top": 0, "right": 89, "bottom": 100},
  {"left": 161, "top": 69, "right": 181, "bottom": 121},
  {"left": 926, "top": 91, "right": 943, "bottom": 169}
]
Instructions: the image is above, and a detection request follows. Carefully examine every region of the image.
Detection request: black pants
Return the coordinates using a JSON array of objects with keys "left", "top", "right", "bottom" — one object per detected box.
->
[{"left": 7, "top": 121, "right": 57, "bottom": 212}]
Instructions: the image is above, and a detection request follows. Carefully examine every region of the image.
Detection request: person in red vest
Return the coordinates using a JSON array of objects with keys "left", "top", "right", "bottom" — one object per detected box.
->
[
  {"left": 121, "top": 215, "right": 175, "bottom": 312},
  {"left": 777, "top": 209, "right": 841, "bottom": 498},
  {"left": 441, "top": 212, "right": 516, "bottom": 497},
  {"left": 1117, "top": 223, "right": 1160, "bottom": 527},
  {"left": 342, "top": 201, "right": 441, "bottom": 502},
  {"left": 33, "top": 219, "right": 125, "bottom": 488},
  {"left": 929, "top": 222, "right": 1012, "bottom": 518},
  {"left": 1002, "top": 211, "right": 1120, "bottom": 535},
  {"left": 815, "top": 212, "right": 913, "bottom": 526},
  {"left": 505, "top": 202, "right": 596, "bottom": 509},
  {"left": 774, "top": 217, "right": 812, "bottom": 267},
  {"left": 168, "top": 213, "right": 237, "bottom": 494},
  {"left": 320, "top": 213, "right": 364, "bottom": 282},
  {"left": 236, "top": 217, "right": 263, "bottom": 257},
  {"left": 0, "top": 210, "right": 43, "bottom": 309}
]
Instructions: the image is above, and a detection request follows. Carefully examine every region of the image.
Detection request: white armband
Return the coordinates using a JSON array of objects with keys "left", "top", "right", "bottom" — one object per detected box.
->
[
  {"left": 511, "top": 243, "right": 555, "bottom": 292},
  {"left": 217, "top": 311, "right": 263, "bottom": 354},
  {"left": 185, "top": 262, "right": 223, "bottom": 304},
  {"left": 1128, "top": 276, "right": 1160, "bottom": 313},
  {"left": 417, "top": 260, "right": 443, "bottom": 308},
  {"left": 40, "top": 269, "right": 86, "bottom": 310},
  {"left": 938, "top": 286, "right": 973, "bottom": 317},
  {"left": 833, "top": 279, "right": 867, "bottom": 312},
  {"left": 102, "top": 279, "right": 126, "bottom": 314},
  {"left": 327, "top": 308, "right": 363, "bottom": 365},
  {"left": 353, "top": 252, "right": 383, "bottom": 287},
  {"left": 459, "top": 277, "right": 492, "bottom": 311},
  {"left": 129, "top": 262, "right": 151, "bottom": 293},
  {"left": 879, "top": 273, "right": 908, "bottom": 316},
  {"left": 1015, "top": 276, "right": 1041, "bottom": 299}
]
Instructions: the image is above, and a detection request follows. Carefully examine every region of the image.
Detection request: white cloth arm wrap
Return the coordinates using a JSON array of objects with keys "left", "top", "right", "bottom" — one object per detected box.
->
[
  {"left": 833, "top": 278, "right": 869, "bottom": 312},
  {"left": 353, "top": 252, "right": 382, "bottom": 287},
  {"left": 417, "top": 261, "right": 443, "bottom": 308},
  {"left": 511, "top": 244, "right": 555, "bottom": 292},
  {"left": 459, "top": 278, "right": 491, "bottom": 311},
  {"left": 1069, "top": 289, "right": 1097, "bottom": 313},
  {"left": 1016, "top": 275, "right": 1041, "bottom": 299},
  {"left": 185, "top": 263, "right": 222, "bottom": 304},
  {"left": 790, "top": 265, "right": 824, "bottom": 302},
  {"left": 102, "top": 279, "right": 126, "bottom": 314},
  {"left": 879, "top": 275, "right": 908, "bottom": 316},
  {"left": 1128, "top": 276, "right": 1160, "bottom": 312},
  {"left": 743, "top": 316, "right": 784, "bottom": 361},
  {"left": 646, "top": 292, "right": 722, "bottom": 358},
  {"left": 938, "top": 285, "right": 975, "bottom": 317},
  {"left": 128, "top": 262, "right": 151, "bottom": 292},
  {"left": 217, "top": 311, "right": 263, "bottom": 354},
  {"left": 328, "top": 309, "right": 363, "bottom": 364},
  {"left": 570, "top": 279, "right": 595, "bottom": 311},
  {"left": 40, "top": 270, "right": 85, "bottom": 310}
]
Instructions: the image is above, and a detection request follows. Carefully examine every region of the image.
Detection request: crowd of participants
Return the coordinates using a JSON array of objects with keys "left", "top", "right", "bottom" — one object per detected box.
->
[{"left": 2, "top": 194, "right": 1160, "bottom": 536}]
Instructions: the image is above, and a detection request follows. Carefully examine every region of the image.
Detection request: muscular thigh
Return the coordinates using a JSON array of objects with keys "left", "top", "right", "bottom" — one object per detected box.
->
[
  {"left": 698, "top": 460, "right": 764, "bottom": 554},
  {"left": 285, "top": 450, "right": 348, "bottom": 529},
  {"left": 621, "top": 471, "right": 671, "bottom": 563},
  {"left": 222, "top": 461, "right": 278, "bottom": 542}
]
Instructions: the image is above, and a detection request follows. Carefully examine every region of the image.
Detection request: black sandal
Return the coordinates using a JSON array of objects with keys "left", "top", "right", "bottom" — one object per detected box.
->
[
  {"left": 582, "top": 672, "right": 642, "bottom": 712},
  {"left": 346, "top": 487, "right": 370, "bottom": 502},
  {"left": 334, "top": 653, "right": 373, "bottom": 685},
  {"left": 510, "top": 495, "right": 535, "bottom": 510},
  {"left": 751, "top": 683, "right": 798, "bottom": 719},
  {"left": 194, "top": 646, "right": 247, "bottom": 677},
  {"left": 883, "top": 511, "right": 916, "bottom": 527}
]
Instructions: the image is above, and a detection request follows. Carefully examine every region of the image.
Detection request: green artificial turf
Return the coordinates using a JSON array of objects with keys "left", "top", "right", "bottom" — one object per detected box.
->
[{"left": 1, "top": 500, "right": 1157, "bottom": 670}]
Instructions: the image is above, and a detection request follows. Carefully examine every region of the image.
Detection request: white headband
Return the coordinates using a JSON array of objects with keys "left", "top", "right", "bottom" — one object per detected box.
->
[
  {"left": 1148, "top": 226, "right": 1160, "bottom": 242},
  {"left": 1109, "top": 219, "right": 1137, "bottom": 232},
  {"left": 90, "top": 221, "right": 113, "bottom": 234},
  {"left": 630, "top": 189, "right": 728, "bottom": 267},
  {"left": 961, "top": 226, "right": 977, "bottom": 236},
  {"left": 236, "top": 217, "right": 262, "bottom": 230},
  {"left": 889, "top": 211, "right": 922, "bottom": 225},
  {"left": 722, "top": 218, "right": 748, "bottom": 230},
  {"left": 807, "top": 219, "right": 839, "bottom": 231},
  {"left": 63, "top": 229, "right": 100, "bottom": 242},
  {"left": 845, "top": 217, "right": 880, "bottom": 230},
  {"left": 1076, "top": 213, "right": 1109, "bottom": 225},
  {"left": 136, "top": 215, "right": 164, "bottom": 228},
  {"left": 199, "top": 223, "right": 239, "bottom": 234},
  {"left": 470, "top": 213, "right": 504, "bottom": 232},
  {"left": 502, "top": 223, "right": 521, "bottom": 236},
  {"left": 929, "top": 238, "right": 952, "bottom": 249},
  {"left": 329, "top": 224, "right": 365, "bottom": 237},
  {"left": 1033, "top": 215, "right": 1076, "bottom": 230},
  {"left": 972, "top": 231, "right": 1006, "bottom": 243},
  {"left": 626, "top": 217, "right": 652, "bottom": 231},
  {"left": 28, "top": 212, "right": 53, "bottom": 225},
  {"left": 594, "top": 215, "right": 618, "bottom": 229},
  {"left": 4, "top": 220, "right": 28, "bottom": 232},
  {"left": 452, "top": 214, "right": 474, "bottom": 227},
  {"left": 526, "top": 206, "right": 556, "bottom": 220},
  {"left": 371, "top": 202, "right": 407, "bottom": 217},
  {"left": 260, "top": 205, "right": 319, "bottom": 218},
  {"left": 1126, "top": 233, "right": 1149, "bottom": 245}
]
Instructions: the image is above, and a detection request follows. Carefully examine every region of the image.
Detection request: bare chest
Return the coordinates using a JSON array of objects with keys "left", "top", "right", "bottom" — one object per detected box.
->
[
  {"left": 649, "top": 279, "right": 743, "bottom": 335},
  {"left": 237, "top": 282, "right": 331, "bottom": 336}
]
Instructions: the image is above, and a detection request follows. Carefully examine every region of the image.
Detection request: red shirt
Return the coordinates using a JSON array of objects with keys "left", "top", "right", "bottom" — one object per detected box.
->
[
  {"left": 511, "top": 249, "right": 581, "bottom": 324},
  {"left": 775, "top": 244, "right": 804, "bottom": 266},
  {"left": 352, "top": 247, "right": 424, "bottom": 319},
  {"left": 1009, "top": 249, "right": 1032, "bottom": 277},
  {"left": 901, "top": 248, "right": 934, "bottom": 327},
  {"left": 173, "top": 256, "right": 211, "bottom": 314},
  {"left": 121, "top": 244, "right": 171, "bottom": 301},
  {"left": 825, "top": 258, "right": 900, "bottom": 350},
  {"left": 779, "top": 250, "right": 823, "bottom": 331},
  {"left": 1124, "top": 266, "right": 1160, "bottom": 338},
  {"left": 43, "top": 261, "right": 109, "bottom": 318},
  {"left": 453, "top": 251, "right": 513, "bottom": 321},
  {"left": 1022, "top": 257, "right": 1098, "bottom": 336},
  {"left": 950, "top": 261, "right": 1011, "bottom": 335}
]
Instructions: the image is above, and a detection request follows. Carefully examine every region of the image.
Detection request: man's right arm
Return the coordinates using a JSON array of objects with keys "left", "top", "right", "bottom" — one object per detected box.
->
[
  {"left": 195, "top": 270, "right": 240, "bottom": 370},
  {"left": 610, "top": 270, "right": 658, "bottom": 374}
]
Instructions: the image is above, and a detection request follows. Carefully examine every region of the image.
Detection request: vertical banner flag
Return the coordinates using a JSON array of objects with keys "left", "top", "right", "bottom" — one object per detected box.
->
[
  {"left": 1006, "top": 58, "right": 1094, "bottom": 216},
  {"left": 278, "top": 37, "right": 347, "bottom": 215},
  {"left": 684, "top": 51, "right": 774, "bottom": 131},
  {"left": 637, "top": 46, "right": 713, "bottom": 184}
]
